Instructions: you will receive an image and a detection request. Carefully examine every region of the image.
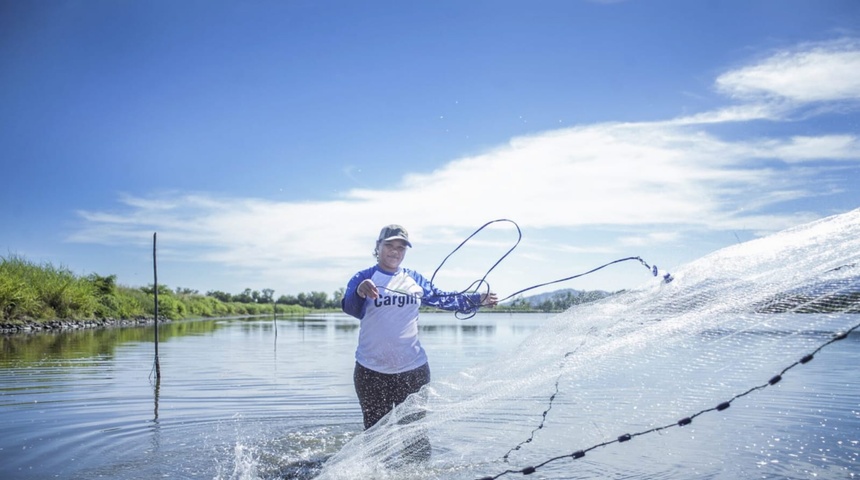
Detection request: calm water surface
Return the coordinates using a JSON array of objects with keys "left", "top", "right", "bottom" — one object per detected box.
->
[
  {"left": 0, "top": 313, "right": 547, "bottom": 480},
  {"left": 0, "top": 313, "right": 857, "bottom": 479}
]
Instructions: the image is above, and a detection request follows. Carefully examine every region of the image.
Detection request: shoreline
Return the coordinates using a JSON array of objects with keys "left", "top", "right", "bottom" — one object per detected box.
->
[
  {"left": 0, "top": 308, "right": 562, "bottom": 335},
  {"left": 1, "top": 317, "right": 169, "bottom": 335}
]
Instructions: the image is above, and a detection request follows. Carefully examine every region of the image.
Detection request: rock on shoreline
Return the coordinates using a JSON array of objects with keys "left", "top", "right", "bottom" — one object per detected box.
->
[{"left": 1, "top": 317, "right": 170, "bottom": 335}]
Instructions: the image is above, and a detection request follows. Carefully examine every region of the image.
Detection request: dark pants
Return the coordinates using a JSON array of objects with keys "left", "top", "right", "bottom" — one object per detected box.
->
[{"left": 353, "top": 362, "right": 431, "bottom": 429}]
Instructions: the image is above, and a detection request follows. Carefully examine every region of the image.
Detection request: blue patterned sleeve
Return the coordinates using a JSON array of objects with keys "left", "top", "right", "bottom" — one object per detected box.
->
[{"left": 408, "top": 269, "right": 483, "bottom": 315}]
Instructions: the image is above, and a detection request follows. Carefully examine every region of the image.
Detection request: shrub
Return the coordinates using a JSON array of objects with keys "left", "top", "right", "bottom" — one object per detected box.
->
[{"left": 0, "top": 275, "right": 39, "bottom": 321}]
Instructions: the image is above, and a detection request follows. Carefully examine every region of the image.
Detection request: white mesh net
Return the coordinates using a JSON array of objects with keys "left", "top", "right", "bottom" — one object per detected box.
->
[{"left": 314, "top": 208, "right": 860, "bottom": 480}]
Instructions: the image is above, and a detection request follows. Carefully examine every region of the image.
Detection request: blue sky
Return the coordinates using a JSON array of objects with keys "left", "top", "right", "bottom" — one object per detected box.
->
[{"left": 2, "top": 0, "right": 859, "bottom": 300}]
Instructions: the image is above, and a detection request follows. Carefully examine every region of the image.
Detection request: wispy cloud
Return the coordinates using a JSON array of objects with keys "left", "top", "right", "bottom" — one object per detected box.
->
[
  {"left": 69, "top": 39, "right": 860, "bottom": 295},
  {"left": 716, "top": 38, "right": 860, "bottom": 104},
  {"left": 751, "top": 135, "right": 860, "bottom": 162}
]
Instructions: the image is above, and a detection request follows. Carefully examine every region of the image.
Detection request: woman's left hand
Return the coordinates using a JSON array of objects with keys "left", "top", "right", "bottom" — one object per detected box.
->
[{"left": 480, "top": 292, "right": 498, "bottom": 308}]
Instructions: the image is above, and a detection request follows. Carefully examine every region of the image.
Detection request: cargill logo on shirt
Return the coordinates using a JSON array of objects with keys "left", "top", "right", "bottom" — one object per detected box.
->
[{"left": 374, "top": 293, "right": 419, "bottom": 308}]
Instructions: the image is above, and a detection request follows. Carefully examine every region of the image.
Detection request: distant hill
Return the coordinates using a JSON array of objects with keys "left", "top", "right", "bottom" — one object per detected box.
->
[{"left": 506, "top": 288, "right": 613, "bottom": 310}]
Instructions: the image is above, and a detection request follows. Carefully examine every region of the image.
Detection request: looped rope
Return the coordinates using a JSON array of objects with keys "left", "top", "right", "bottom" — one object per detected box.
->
[{"left": 423, "top": 219, "right": 672, "bottom": 319}]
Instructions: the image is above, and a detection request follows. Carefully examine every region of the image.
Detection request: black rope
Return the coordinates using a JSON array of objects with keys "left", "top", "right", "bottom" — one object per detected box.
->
[
  {"left": 418, "top": 219, "right": 672, "bottom": 319},
  {"left": 429, "top": 219, "right": 522, "bottom": 297},
  {"left": 501, "top": 327, "right": 597, "bottom": 463},
  {"left": 475, "top": 321, "right": 860, "bottom": 480},
  {"left": 500, "top": 255, "right": 669, "bottom": 304}
]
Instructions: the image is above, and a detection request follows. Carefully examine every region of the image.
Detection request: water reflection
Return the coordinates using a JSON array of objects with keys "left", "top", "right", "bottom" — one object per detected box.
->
[
  {"left": 152, "top": 377, "right": 161, "bottom": 422},
  {"left": 0, "top": 319, "right": 224, "bottom": 365}
]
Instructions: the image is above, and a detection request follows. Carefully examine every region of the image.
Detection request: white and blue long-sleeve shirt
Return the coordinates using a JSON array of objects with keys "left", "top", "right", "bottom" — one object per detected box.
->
[{"left": 342, "top": 265, "right": 482, "bottom": 374}]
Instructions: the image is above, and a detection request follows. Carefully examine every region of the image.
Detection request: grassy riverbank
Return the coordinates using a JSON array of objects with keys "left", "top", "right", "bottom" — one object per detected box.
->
[
  {"left": 1, "top": 254, "right": 609, "bottom": 328},
  {"left": 0, "top": 255, "right": 308, "bottom": 325}
]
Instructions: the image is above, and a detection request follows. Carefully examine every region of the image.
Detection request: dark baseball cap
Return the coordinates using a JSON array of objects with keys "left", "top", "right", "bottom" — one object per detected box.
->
[{"left": 378, "top": 224, "right": 412, "bottom": 247}]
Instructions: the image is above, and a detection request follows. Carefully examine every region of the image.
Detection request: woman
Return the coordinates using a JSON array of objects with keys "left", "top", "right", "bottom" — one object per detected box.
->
[{"left": 342, "top": 224, "right": 498, "bottom": 432}]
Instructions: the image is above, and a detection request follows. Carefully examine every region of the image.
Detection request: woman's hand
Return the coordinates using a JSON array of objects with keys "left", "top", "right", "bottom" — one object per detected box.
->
[
  {"left": 480, "top": 292, "right": 498, "bottom": 308},
  {"left": 357, "top": 279, "right": 379, "bottom": 299}
]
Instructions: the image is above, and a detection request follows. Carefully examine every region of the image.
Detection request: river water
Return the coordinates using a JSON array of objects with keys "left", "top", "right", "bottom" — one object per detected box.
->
[{"left": 0, "top": 312, "right": 857, "bottom": 480}]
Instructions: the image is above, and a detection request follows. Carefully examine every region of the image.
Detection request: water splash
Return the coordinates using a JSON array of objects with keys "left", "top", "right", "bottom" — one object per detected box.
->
[
  {"left": 215, "top": 442, "right": 260, "bottom": 480},
  {"left": 214, "top": 427, "right": 358, "bottom": 480}
]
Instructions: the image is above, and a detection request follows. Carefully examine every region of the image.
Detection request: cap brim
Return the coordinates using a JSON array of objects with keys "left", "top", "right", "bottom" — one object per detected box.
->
[{"left": 381, "top": 236, "right": 412, "bottom": 247}]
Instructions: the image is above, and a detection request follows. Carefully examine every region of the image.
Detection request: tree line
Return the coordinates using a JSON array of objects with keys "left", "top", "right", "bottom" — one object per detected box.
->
[
  {"left": 202, "top": 287, "right": 346, "bottom": 310},
  {"left": 505, "top": 289, "right": 613, "bottom": 312}
]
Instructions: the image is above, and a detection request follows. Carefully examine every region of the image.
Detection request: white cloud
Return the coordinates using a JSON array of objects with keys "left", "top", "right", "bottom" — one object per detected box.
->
[
  {"left": 750, "top": 135, "right": 860, "bottom": 162},
  {"left": 716, "top": 39, "right": 860, "bottom": 104},
  {"left": 70, "top": 39, "right": 860, "bottom": 296},
  {"left": 668, "top": 103, "right": 781, "bottom": 124}
]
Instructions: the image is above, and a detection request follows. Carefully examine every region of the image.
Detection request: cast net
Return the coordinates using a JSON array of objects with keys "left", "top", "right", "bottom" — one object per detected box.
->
[{"left": 314, "top": 209, "right": 860, "bottom": 479}]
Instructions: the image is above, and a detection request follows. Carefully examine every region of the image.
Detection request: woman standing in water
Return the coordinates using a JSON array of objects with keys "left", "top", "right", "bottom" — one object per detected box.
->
[{"left": 342, "top": 224, "right": 498, "bottom": 441}]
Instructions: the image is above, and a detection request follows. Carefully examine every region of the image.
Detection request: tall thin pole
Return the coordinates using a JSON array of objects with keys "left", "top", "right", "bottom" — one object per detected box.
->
[{"left": 153, "top": 232, "right": 161, "bottom": 379}]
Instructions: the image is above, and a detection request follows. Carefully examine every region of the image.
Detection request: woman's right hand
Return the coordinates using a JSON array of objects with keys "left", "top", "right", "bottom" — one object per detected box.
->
[{"left": 357, "top": 279, "right": 379, "bottom": 299}]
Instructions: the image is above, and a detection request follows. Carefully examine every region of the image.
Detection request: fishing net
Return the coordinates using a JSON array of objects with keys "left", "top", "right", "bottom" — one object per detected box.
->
[{"left": 313, "top": 208, "right": 860, "bottom": 480}]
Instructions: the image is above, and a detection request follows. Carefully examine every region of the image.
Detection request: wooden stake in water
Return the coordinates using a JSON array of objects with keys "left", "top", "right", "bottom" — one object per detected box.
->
[{"left": 153, "top": 232, "right": 161, "bottom": 380}]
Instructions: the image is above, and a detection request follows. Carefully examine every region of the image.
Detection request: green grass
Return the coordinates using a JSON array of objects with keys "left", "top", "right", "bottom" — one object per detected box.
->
[
  {"left": 0, "top": 254, "right": 99, "bottom": 321},
  {"left": 0, "top": 254, "right": 308, "bottom": 323}
]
